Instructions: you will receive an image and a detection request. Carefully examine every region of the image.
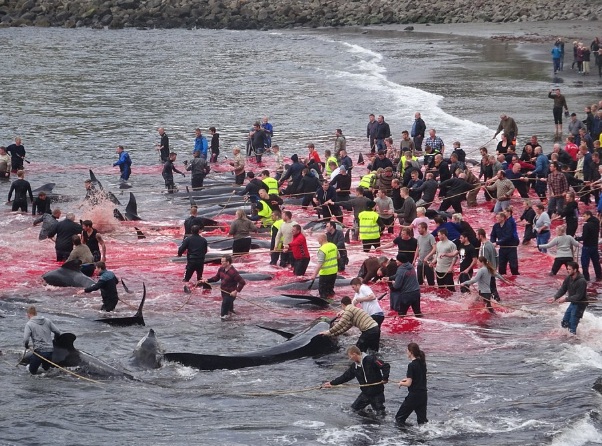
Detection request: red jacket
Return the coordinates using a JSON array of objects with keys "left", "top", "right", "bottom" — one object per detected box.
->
[{"left": 289, "top": 233, "right": 310, "bottom": 260}]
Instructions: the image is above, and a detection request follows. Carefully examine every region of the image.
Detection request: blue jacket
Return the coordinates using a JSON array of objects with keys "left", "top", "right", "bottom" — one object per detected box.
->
[
  {"left": 551, "top": 46, "right": 561, "bottom": 59},
  {"left": 532, "top": 154, "right": 549, "bottom": 177},
  {"left": 490, "top": 221, "right": 519, "bottom": 246},
  {"left": 194, "top": 136, "right": 208, "bottom": 156},
  {"left": 113, "top": 151, "right": 131, "bottom": 169}
]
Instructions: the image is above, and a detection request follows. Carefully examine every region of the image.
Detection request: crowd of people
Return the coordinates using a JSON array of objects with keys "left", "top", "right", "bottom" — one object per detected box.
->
[{"left": 10, "top": 90, "right": 602, "bottom": 425}]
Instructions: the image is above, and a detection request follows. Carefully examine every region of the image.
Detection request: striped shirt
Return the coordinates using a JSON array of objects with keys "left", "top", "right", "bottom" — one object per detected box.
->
[
  {"left": 329, "top": 305, "right": 378, "bottom": 336},
  {"left": 207, "top": 266, "right": 246, "bottom": 293}
]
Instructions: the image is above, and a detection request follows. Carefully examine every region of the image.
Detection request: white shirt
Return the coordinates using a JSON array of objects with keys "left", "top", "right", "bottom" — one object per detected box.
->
[{"left": 354, "top": 284, "right": 383, "bottom": 316}]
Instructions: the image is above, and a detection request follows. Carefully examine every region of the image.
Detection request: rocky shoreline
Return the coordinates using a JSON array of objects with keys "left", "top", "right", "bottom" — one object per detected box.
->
[{"left": 1, "top": 0, "right": 601, "bottom": 30}]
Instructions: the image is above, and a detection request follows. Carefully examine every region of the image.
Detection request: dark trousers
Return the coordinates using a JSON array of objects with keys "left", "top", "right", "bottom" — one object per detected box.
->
[
  {"left": 436, "top": 271, "right": 455, "bottom": 291},
  {"left": 12, "top": 200, "right": 27, "bottom": 212},
  {"left": 184, "top": 260, "right": 205, "bottom": 282},
  {"left": 351, "top": 391, "right": 385, "bottom": 414},
  {"left": 318, "top": 273, "right": 337, "bottom": 298},
  {"left": 566, "top": 217, "right": 578, "bottom": 237},
  {"left": 458, "top": 271, "right": 473, "bottom": 293},
  {"left": 293, "top": 257, "right": 310, "bottom": 276},
  {"left": 29, "top": 350, "right": 52, "bottom": 375},
  {"left": 498, "top": 246, "right": 519, "bottom": 275},
  {"left": 438, "top": 196, "right": 464, "bottom": 214},
  {"left": 357, "top": 326, "right": 381, "bottom": 352},
  {"left": 523, "top": 224, "right": 535, "bottom": 243},
  {"left": 234, "top": 171, "right": 245, "bottom": 185},
  {"left": 232, "top": 237, "right": 252, "bottom": 255},
  {"left": 417, "top": 261, "right": 435, "bottom": 286},
  {"left": 379, "top": 216, "right": 395, "bottom": 234},
  {"left": 220, "top": 291, "right": 235, "bottom": 317},
  {"left": 551, "top": 257, "right": 574, "bottom": 275},
  {"left": 56, "top": 250, "right": 71, "bottom": 262},
  {"left": 362, "top": 238, "right": 381, "bottom": 253},
  {"left": 191, "top": 175, "right": 205, "bottom": 190},
  {"left": 480, "top": 292, "right": 494, "bottom": 312},
  {"left": 490, "top": 276, "right": 499, "bottom": 300},
  {"left": 101, "top": 297, "right": 118, "bottom": 312},
  {"left": 581, "top": 245, "right": 602, "bottom": 280},
  {"left": 165, "top": 179, "right": 176, "bottom": 193},
  {"left": 210, "top": 149, "right": 219, "bottom": 163},
  {"left": 270, "top": 233, "right": 280, "bottom": 265},
  {"left": 396, "top": 392, "right": 428, "bottom": 425},
  {"left": 371, "top": 314, "right": 385, "bottom": 327},
  {"left": 398, "top": 293, "right": 422, "bottom": 317}
]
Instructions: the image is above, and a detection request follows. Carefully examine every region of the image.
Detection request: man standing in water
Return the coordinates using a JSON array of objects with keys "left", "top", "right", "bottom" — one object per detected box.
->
[
  {"left": 549, "top": 261, "right": 588, "bottom": 335},
  {"left": 6, "top": 137, "right": 25, "bottom": 173},
  {"left": 81, "top": 220, "right": 106, "bottom": 262},
  {"left": 177, "top": 225, "right": 208, "bottom": 285},
  {"left": 163, "top": 152, "right": 185, "bottom": 193},
  {"left": 7, "top": 169, "right": 33, "bottom": 212},
  {"left": 411, "top": 112, "right": 426, "bottom": 154},
  {"left": 113, "top": 145, "right": 132, "bottom": 183},
  {"left": 548, "top": 88, "right": 569, "bottom": 141},
  {"left": 311, "top": 233, "right": 340, "bottom": 299},
  {"left": 157, "top": 127, "right": 169, "bottom": 162},
  {"left": 202, "top": 255, "right": 246, "bottom": 321},
  {"left": 322, "top": 345, "right": 390, "bottom": 417},
  {"left": 23, "top": 306, "right": 62, "bottom": 375},
  {"left": 367, "top": 113, "right": 378, "bottom": 153}
]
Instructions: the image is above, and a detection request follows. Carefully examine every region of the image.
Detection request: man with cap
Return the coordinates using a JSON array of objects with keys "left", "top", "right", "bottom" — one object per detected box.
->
[{"left": 358, "top": 200, "right": 381, "bottom": 253}]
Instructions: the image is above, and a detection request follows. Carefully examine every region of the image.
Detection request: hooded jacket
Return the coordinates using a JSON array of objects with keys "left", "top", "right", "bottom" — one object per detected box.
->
[
  {"left": 24, "top": 316, "right": 61, "bottom": 352},
  {"left": 330, "top": 353, "right": 390, "bottom": 397},
  {"left": 389, "top": 262, "right": 420, "bottom": 303}
]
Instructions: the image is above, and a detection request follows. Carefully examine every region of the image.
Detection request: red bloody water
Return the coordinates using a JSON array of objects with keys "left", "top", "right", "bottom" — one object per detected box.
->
[{"left": 3, "top": 149, "right": 598, "bottom": 357}]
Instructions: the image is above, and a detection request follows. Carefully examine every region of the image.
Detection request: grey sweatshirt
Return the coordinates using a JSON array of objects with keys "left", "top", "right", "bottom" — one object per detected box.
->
[
  {"left": 24, "top": 316, "right": 62, "bottom": 352},
  {"left": 539, "top": 235, "right": 580, "bottom": 258}
]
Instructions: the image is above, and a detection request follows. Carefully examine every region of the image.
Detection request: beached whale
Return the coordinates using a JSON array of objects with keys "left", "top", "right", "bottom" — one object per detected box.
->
[
  {"left": 162, "top": 317, "right": 338, "bottom": 370},
  {"left": 275, "top": 277, "right": 350, "bottom": 291},
  {"left": 131, "top": 328, "right": 163, "bottom": 369},
  {"left": 205, "top": 236, "right": 272, "bottom": 251},
  {"left": 19, "top": 333, "right": 133, "bottom": 379},
  {"left": 303, "top": 220, "right": 345, "bottom": 233},
  {"left": 267, "top": 294, "right": 332, "bottom": 308},
  {"left": 42, "top": 260, "right": 95, "bottom": 288},
  {"left": 95, "top": 283, "right": 146, "bottom": 327}
]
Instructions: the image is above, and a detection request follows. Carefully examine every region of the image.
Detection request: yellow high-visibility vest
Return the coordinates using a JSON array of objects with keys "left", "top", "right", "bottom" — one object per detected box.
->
[
  {"left": 262, "top": 177, "right": 279, "bottom": 196},
  {"left": 257, "top": 200, "right": 273, "bottom": 227},
  {"left": 358, "top": 210, "right": 380, "bottom": 241},
  {"left": 319, "top": 242, "right": 339, "bottom": 276}
]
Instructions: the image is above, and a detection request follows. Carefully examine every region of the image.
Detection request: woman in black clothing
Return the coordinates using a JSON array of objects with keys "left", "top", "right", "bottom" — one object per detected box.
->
[
  {"left": 396, "top": 342, "right": 428, "bottom": 426},
  {"left": 496, "top": 134, "right": 512, "bottom": 154}
]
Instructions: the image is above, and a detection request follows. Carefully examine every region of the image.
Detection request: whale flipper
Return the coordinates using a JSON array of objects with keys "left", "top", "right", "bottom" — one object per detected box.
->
[{"left": 125, "top": 193, "right": 142, "bottom": 221}]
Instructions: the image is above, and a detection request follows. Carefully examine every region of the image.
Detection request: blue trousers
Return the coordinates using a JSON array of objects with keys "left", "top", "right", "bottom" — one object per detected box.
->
[
  {"left": 561, "top": 303, "right": 581, "bottom": 334},
  {"left": 29, "top": 350, "right": 52, "bottom": 375},
  {"left": 536, "top": 231, "right": 551, "bottom": 253},
  {"left": 581, "top": 245, "right": 602, "bottom": 280}
]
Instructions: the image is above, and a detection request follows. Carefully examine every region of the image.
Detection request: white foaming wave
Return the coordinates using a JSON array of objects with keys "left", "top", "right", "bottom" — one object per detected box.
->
[
  {"left": 550, "top": 417, "right": 602, "bottom": 446},
  {"left": 292, "top": 420, "right": 326, "bottom": 428},
  {"left": 316, "top": 425, "right": 386, "bottom": 445},
  {"left": 328, "top": 40, "right": 492, "bottom": 148},
  {"left": 427, "top": 416, "right": 553, "bottom": 437}
]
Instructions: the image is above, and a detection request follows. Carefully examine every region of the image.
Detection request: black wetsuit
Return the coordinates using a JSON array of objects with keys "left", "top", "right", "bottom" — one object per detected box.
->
[
  {"left": 396, "top": 359, "right": 428, "bottom": 425},
  {"left": 183, "top": 215, "right": 206, "bottom": 239},
  {"left": 48, "top": 219, "right": 82, "bottom": 261},
  {"left": 162, "top": 159, "right": 184, "bottom": 193},
  {"left": 31, "top": 196, "right": 51, "bottom": 215},
  {"left": 83, "top": 229, "right": 102, "bottom": 262},
  {"left": 178, "top": 234, "right": 208, "bottom": 282},
  {"left": 6, "top": 143, "right": 25, "bottom": 172},
  {"left": 84, "top": 270, "right": 119, "bottom": 311},
  {"left": 8, "top": 178, "right": 33, "bottom": 212},
  {"left": 210, "top": 133, "right": 220, "bottom": 162},
  {"left": 159, "top": 133, "right": 169, "bottom": 162}
]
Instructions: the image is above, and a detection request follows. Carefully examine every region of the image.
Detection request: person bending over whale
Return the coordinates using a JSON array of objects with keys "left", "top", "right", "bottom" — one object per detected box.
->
[
  {"left": 23, "top": 305, "right": 62, "bottom": 375},
  {"left": 320, "top": 296, "right": 381, "bottom": 352},
  {"left": 67, "top": 235, "right": 94, "bottom": 275},
  {"left": 77, "top": 261, "right": 119, "bottom": 312},
  {"left": 322, "top": 345, "right": 390, "bottom": 417}
]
